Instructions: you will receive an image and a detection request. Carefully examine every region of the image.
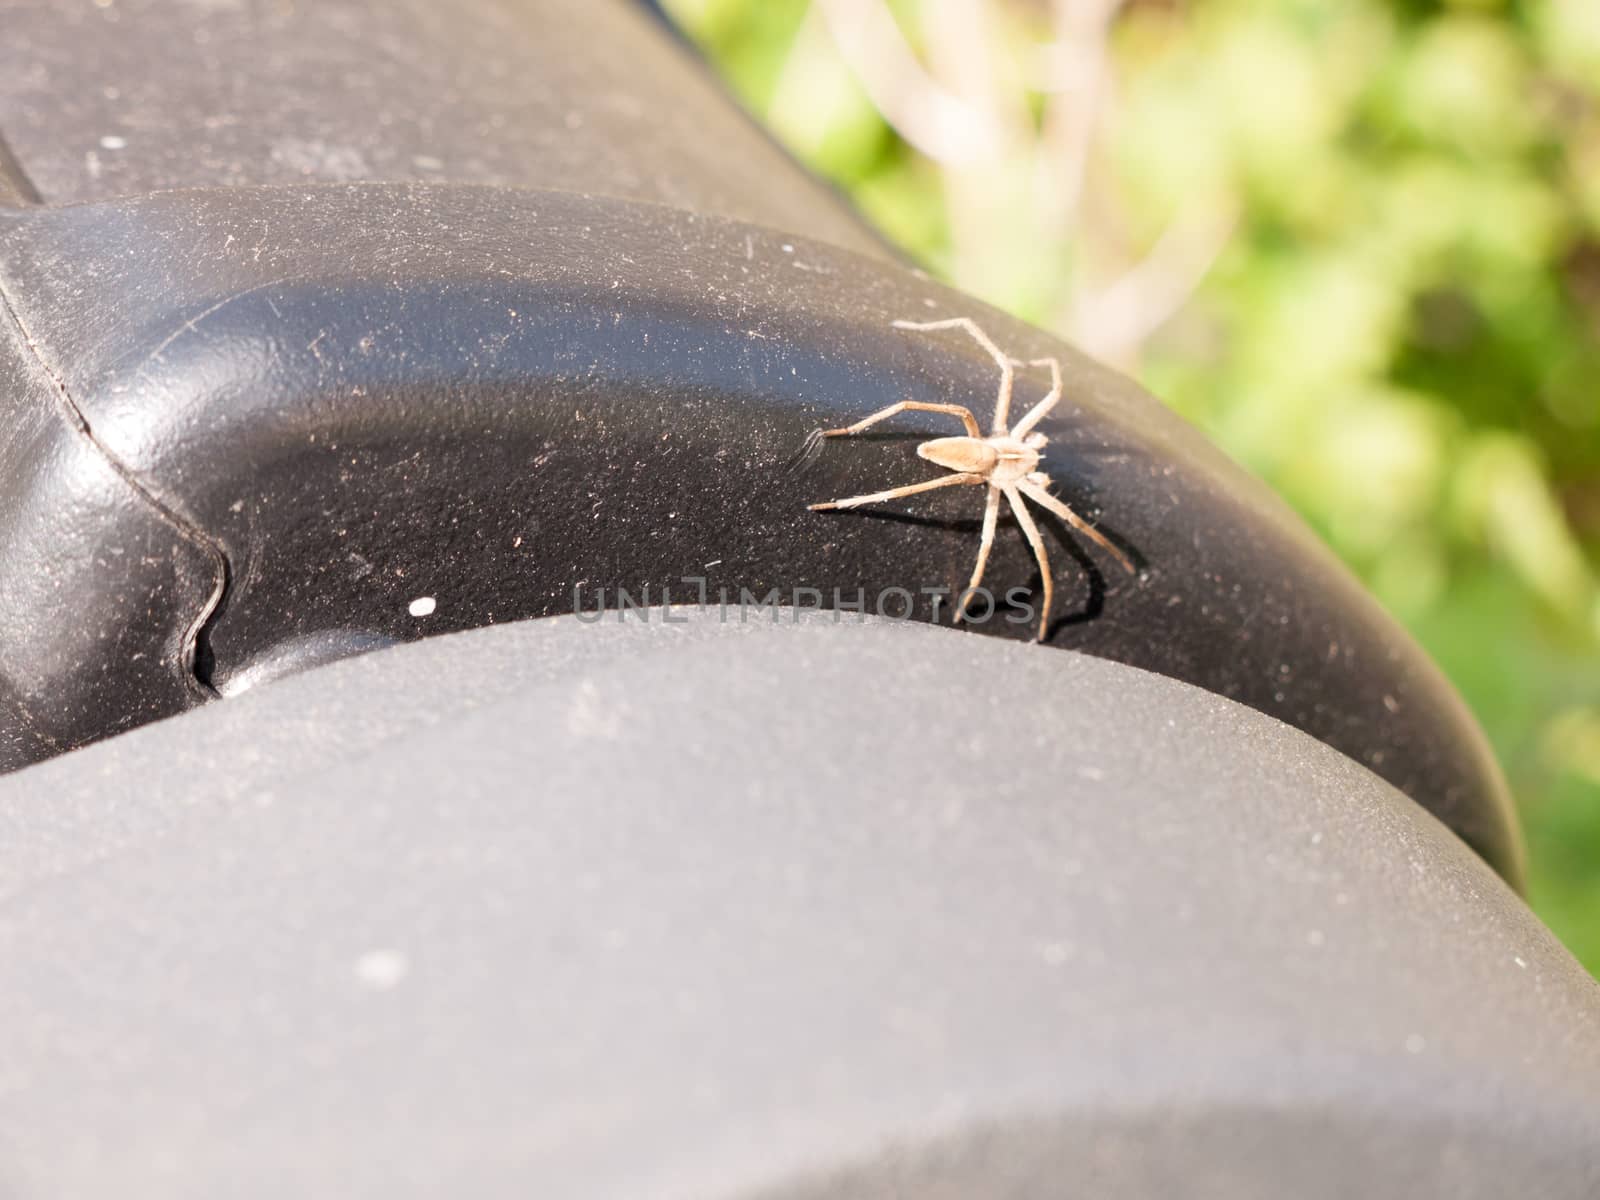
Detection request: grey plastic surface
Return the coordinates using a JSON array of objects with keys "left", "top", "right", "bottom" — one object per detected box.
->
[
  {"left": 1, "top": 611, "right": 1595, "bottom": 1198},
  {"left": 0, "top": 0, "right": 885, "bottom": 258}
]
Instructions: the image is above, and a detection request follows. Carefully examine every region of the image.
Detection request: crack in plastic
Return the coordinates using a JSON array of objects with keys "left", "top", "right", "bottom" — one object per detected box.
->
[{"left": 0, "top": 256, "right": 227, "bottom": 702}]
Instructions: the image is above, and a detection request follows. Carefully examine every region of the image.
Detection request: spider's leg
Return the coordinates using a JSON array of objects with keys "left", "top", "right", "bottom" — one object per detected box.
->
[
  {"left": 892, "top": 317, "right": 1015, "bottom": 435},
  {"left": 955, "top": 484, "right": 1002, "bottom": 625},
  {"left": 819, "top": 400, "right": 981, "bottom": 439},
  {"left": 1017, "top": 477, "right": 1135, "bottom": 574},
  {"left": 1011, "top": 357, "right": 1062, "bottom": 439},
  {"left": 810, "top": 471, "right": 982, "bottom": 512},
  {"left": 1004, "top": 485, "right": 1054, "bottom": 642}
]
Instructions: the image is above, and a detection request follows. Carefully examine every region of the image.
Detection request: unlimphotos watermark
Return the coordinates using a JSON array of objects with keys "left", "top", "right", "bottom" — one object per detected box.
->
[{"left": 572, "top": 577, "right": 1039, "bottom": 626}]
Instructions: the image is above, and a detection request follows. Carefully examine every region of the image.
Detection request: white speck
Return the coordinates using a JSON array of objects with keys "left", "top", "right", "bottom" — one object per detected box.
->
[
  {"left": 1514, "top": 956, "right": 1527, "bottom": 969},
  {"left": 229, "top": 499, "right": 244, "bottom": 512},
  {"left": 1404, "top": 1033, "right": 1426, "bottom": 1054},
  {"left": 703, "top": 559, "right": 722, "bottom": 568},
  {"left": 1383, "top": 693, "right": 1400, "bottom": 714},
  {"left": 411, "top": 154, "right": 444, "bottom": 171},
  {"left": 99, "top": 134, "right": 127, "bottom": 150},
  {"left": 1310, "top": 831, "right": 1323, "bottom": 845},
  {"left": 1038, "top": 941, "right": 1072, "bottom": 966},
  {"left": 354, "top": 949, "right": 409, "bottom": 991},
  {"left": 409, "top": 596, "right": 436, "bottom": 617},
  {"left": 513, "top": 535, "right": 523, "bottom": 548},
  {"left": 781, "top": 243, "right": 794, "bottom": 253},
  {"left": 565, "top": 678, "right": 622, "bottom": 740}
]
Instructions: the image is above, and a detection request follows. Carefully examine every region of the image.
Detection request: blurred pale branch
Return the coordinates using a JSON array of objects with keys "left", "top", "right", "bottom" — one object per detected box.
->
[
  {"left": 1066, "top": 200, "right": 1236, "bottom": 364},
  {"left": 1035, "top": 0, "right": 1123, "bottom": 246},
  {"left": 811, "top": 0, "right": 1003, "bottom": 166},
  {"left": 810, "top": 0, "right": 1223, "bottom": 370}
]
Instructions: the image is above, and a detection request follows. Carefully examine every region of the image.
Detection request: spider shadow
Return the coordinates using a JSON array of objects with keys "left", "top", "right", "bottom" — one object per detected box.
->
[
  {"left": 827, "top": 506, "right": 988, "bottom": 537},
  {"left": 815, "top": 500, "right": 1143, "bottom": 639},
  {"left": 1032, "top": 496, "right": 1147, "bottom": 637},
  {"left": 1031, "top": 509, "right": 1109, "bottom": 634}
]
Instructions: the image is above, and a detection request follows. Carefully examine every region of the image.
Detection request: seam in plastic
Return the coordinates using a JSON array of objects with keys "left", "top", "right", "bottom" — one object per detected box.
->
[
  {"left": 0, "top": 262, "right": 226, "bottom": 701},
  {"left": 0, "top": 131, "right": 41, "bottom": 207}
]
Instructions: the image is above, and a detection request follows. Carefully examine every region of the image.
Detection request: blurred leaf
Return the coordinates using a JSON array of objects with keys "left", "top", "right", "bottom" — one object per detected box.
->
[{"left": 1452, "top": 432, "right": 1598, "bottom": 625}]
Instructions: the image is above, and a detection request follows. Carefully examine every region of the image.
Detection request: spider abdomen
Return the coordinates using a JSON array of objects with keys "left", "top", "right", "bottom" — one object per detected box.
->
[{"left": 918, "top": 436, "right": 997, "bottom": 475}]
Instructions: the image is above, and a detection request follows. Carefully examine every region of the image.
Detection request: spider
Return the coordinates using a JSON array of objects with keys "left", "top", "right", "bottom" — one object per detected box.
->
[{"left": 809, "top": 317, "right": 1135, "bottom": 641}]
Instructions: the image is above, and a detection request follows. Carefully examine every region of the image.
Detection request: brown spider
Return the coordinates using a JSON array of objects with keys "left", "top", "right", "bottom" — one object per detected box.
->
[{"left": 809, "top": 317, "right": 1135, "bottom": 641}]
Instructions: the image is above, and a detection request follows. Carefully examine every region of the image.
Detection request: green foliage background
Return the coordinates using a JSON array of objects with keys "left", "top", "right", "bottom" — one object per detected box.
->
[{"left": 664, "top": 0, "right": 1600, "bottom": 969}]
